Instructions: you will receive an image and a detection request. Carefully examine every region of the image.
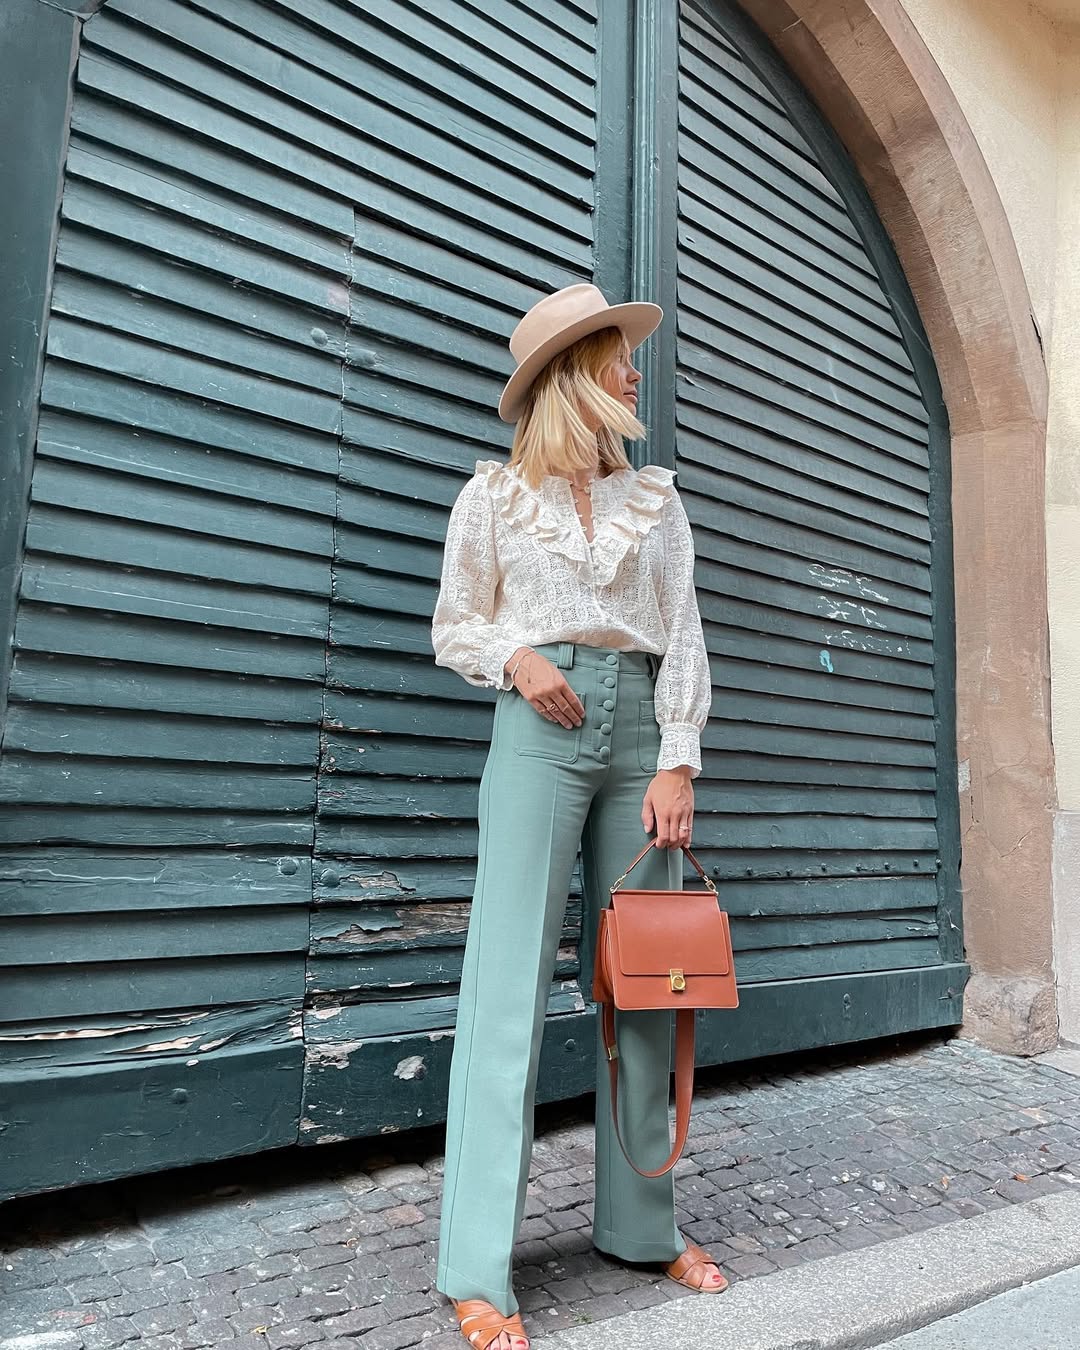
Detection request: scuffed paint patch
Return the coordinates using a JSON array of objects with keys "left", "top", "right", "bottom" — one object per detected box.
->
[
  {"left": 819, "top": 650, "right": 834, "bottom": 674},
  {"left": 186, "top": 1058, "right": 199, "bottom": 1066},
  {"left": 379, "top": 1124, "right": 400, "bottom": 1133},
  {"left": 427, "top": 1029, "right": 453, "bottom": 1042},
  {"left": 820, "top": 597, "right": 887, "bottom": 630},
  {"left": 316, "top": 1133, "right": 348, "bottom": 1144},
  {"left": 331, "top": 916, "right": 403, "bottom": 941},
  {"left": 306, "top": 1039, "right": 365, "bottom": 1070},
  {"left": 394, "top": 1055, "right": 425, "bottom": 1081},
  {"left": 312, "top": 1005, "right": 343, "bottom": 1021},
  {"left": 354, "top": 870, "right": 415, "bottom": 893},
  {"left": 809, "top": 563, "right": 890, "bottom": 604}
]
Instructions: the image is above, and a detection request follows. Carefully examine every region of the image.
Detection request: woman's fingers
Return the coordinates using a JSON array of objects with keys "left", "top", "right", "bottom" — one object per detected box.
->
[
  {"left": 657, "top": 809, "right": 693, "bottom": 849},
  {"left": 539, "top": 689, "right": 575, "bottom": 727},
  {"left": 559, "top": 679, "right": 585, "bottom": 721},
  {"left": 531, "top": 675, "right": 583, "bottom": 728}
]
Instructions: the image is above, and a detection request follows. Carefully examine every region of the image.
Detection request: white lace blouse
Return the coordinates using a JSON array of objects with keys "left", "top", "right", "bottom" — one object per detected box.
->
[{"left": 431, "top": 459, "right": 712, "bottom": 777}]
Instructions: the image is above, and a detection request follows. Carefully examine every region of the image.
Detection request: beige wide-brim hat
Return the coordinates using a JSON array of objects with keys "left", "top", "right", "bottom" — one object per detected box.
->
[{"left": 498, "top": 283, "right": 663, "bottom": 423}]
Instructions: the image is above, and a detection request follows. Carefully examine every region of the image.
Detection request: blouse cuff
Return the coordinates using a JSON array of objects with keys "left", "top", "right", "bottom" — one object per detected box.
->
[
  {"left": 479, "top": 636, "right": 526, "bottom": 691},
  {"left": 657, "top": 723, "right": 702, "bottom": 779}
]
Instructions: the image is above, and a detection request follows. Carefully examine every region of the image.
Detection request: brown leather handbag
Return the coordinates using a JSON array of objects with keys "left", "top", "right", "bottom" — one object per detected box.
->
[{"left": 592, "top": 838, "right": 738, "bottom": 1178}]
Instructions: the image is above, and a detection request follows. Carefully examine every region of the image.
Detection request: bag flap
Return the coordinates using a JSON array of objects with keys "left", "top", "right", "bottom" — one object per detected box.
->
[{"left": 610, "top": 890, "right": 731, "bottom": 976}]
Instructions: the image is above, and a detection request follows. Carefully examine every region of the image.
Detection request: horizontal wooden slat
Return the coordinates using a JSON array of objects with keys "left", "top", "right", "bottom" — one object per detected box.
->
[
  {"left": 0, "top": 955, "right": 304, "bottom": 1021},
  {"left": 0, "top": 807, "right": 313, "bottom": 848},
  {"left": 13, "top": 613, "right": 325, "bottom": 682},
  {"left": 3, "top": 906, "right": 308, "bottom": 966},
  {"left": 4, "top": 707, "right": 314, "bottom": 765},
  {"left": 0, "top": 756, "right": 314, "bottom": 811},
  {"left": 0, "top": 1001, "right": 302, "bottom": 1069},
  {"left": 0, "top": 854, "right": 312, "bottom": 917}
]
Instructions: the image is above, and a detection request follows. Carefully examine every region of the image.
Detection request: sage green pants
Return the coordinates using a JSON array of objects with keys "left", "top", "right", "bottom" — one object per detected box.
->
[{"left": 436, "top": 642, "right": 689, "bottom": 1317}]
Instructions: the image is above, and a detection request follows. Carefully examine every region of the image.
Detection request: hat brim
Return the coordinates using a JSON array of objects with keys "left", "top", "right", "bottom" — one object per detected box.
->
[{"left": 497, "top": 301, "right": 663, "bottom": 423}]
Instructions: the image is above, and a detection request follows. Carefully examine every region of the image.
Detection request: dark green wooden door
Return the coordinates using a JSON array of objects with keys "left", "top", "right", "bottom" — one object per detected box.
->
[
  {"left": 671, "top": 0, "right": 964, "bottom": 1062},
  {"left": 0, "top": 0, "right": 961, "bottom": 1199}
]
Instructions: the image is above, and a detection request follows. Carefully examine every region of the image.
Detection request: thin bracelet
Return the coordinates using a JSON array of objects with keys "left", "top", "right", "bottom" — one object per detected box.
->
[{"left": 507, "top": 648, "right": 533, "bottom": 682}]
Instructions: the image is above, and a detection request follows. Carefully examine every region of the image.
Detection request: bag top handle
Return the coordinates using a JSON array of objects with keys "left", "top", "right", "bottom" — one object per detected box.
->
[{"left": 611, "top": 837, "right": 717, "bottom": 894}]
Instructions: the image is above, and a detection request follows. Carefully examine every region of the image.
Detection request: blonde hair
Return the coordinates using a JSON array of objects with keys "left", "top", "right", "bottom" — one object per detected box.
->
[{"left": 509, "top": 326, "right": 647, "bottom": 489}]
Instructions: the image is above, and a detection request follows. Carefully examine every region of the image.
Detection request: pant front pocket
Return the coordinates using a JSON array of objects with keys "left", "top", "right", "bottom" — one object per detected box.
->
[
  {"left": 637, "top": 698, "right": 661, "bottom": 774},
  {"left": 513, "top": 689, "right": 585, "bottom": 764}
]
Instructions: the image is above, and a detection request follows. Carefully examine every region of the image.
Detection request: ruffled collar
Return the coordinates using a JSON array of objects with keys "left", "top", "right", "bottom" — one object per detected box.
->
[{"left": 473, "top": 458, "right": 675, "bottom": 587}]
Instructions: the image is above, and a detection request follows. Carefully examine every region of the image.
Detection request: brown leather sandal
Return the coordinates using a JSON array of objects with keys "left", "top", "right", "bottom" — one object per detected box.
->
[
  {"left": 665, "top": 1241, "right": 729, "bottom": 1293},
  {"left": 450, "top": 1298, "right": 529, "bottom": 1350}
]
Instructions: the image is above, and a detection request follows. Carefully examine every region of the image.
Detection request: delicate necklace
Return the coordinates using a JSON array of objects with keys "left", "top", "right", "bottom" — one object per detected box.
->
[{"left": 569, "top": 467, "right": 598, "bottom": 496}]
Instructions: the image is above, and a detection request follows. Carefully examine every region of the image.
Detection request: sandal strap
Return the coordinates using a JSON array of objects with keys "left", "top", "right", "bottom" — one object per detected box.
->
[
  {"left": 667, "top": 1242, "right": 715, "bottom": 1282},
  {"left": 452, "top": 1299, "right": 527, "bottom": 1349}
]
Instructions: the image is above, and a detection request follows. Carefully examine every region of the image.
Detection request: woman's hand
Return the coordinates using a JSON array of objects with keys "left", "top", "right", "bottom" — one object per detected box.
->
[
  {"left": 504, "top": 648, "right": 584, "bottom": 729},
  {"left": 642, "top": 767, "right": 694, "bottom": 848}
]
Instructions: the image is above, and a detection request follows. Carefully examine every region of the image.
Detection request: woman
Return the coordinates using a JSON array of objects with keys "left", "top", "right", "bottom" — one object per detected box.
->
[{"left": 430, "top": 284, "right": 726, "bottom": 1350}]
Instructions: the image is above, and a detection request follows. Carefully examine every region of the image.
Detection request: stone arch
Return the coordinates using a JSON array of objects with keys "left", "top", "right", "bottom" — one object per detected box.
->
[{"left": 738, "top": 0, "right": 1056, "bottom": 1053}]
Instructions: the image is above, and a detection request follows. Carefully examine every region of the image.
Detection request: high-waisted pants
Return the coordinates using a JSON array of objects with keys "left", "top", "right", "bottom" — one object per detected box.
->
[{"left": 435, "top": 641, "right": 689, "bottom": 1317}]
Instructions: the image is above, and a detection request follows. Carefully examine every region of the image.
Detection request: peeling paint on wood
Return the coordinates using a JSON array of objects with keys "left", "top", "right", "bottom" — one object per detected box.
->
[{"left": 394, "top": 1055, "right": 426, "bottom": 1080}]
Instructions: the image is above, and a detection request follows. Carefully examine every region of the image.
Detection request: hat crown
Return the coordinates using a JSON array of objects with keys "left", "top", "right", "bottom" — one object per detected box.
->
[{"left": 508, "top": 284, "right": 613, "bottom": 365}]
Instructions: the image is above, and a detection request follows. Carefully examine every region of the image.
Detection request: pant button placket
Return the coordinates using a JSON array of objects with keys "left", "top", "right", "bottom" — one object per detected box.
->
[{"left": 595, "top": 656, "right": 617, "bottom": 764}]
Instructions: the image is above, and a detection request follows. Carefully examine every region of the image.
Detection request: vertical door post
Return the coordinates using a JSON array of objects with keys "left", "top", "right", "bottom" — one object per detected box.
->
[{"left": 629, "top": 0, "right": 679, "bottom": 470}]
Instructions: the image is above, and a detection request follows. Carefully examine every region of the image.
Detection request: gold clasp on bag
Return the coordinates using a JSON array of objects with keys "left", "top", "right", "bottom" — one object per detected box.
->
[{"left": 670, "top": 968, "right": 686, "bottom": 992}]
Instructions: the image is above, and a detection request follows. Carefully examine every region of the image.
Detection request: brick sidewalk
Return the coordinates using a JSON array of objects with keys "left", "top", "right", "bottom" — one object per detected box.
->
[{"left": 4, "top": 1033, "right": 1080, "bottom": 1350}]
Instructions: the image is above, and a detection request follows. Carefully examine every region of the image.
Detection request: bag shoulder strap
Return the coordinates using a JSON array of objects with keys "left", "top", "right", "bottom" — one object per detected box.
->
[{"left": 602, "top": 1002, "right": 695, "bottom": 1178}]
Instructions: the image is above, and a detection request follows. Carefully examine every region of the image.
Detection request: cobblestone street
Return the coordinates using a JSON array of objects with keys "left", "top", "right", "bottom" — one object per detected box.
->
[{"left": 4, "top": 1033, "right": 1080, "bottom": 1350}]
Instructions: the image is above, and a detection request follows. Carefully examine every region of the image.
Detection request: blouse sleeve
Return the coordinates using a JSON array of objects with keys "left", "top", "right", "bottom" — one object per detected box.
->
[
  {"left": 431, "top": 471, "right": 522, "bottom": 691},
  {"left": 653, "top": 489, "right": 712, "bottom": 778}
]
